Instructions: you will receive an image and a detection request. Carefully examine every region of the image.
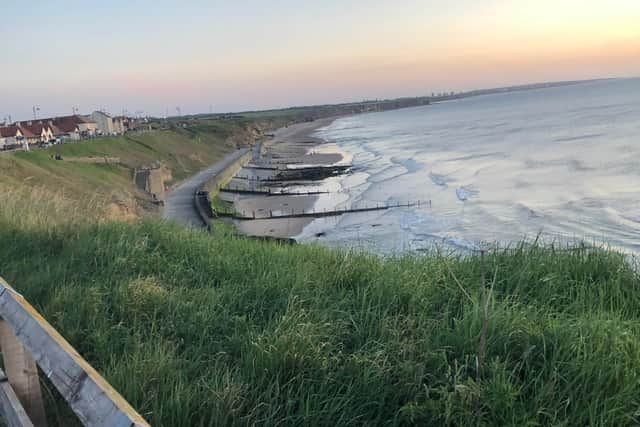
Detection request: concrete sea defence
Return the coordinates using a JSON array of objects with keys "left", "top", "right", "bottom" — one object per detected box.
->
[
  {"left": 163, "top": 148, "right": 251, "bottom": 228},
  {"left": 192, "top": 149, "right": 255, "bottom": 230}
]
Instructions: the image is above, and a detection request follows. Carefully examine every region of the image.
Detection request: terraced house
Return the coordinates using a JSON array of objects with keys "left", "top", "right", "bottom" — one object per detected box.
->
[
  {"left": 18, "top": 121, "right": 54, "bottom": 144},
  {"left": 0, "top": 112, "right": 137, "bottom": 152},
  {"left": 0, "top": 125, "right": 24, "bottom": 149},
  {"left": 48, "top": 115, "right": 98, "bottom": 140},
  {"left": 0, "top": 115, "right": 99, "bottom": 149}
]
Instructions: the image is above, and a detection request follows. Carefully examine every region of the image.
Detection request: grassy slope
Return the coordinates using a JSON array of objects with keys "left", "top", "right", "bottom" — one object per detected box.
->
[
  {"left": 0, "top": 125, "right": 240, "bottom": 216},
  {"left": 1, "top": 189, "right": 639, "bottom": 426}
]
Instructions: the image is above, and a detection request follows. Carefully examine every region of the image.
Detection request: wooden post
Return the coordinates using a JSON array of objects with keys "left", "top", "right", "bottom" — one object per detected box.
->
[
  {"left": 0, "top": 366, "right": 34, "bottom": 427},
  {"left": 0, "top": 280, "right": 150, "bottom": 427},
  {"left": 0, "top": 320, "right": 47, "bottom": 427}
]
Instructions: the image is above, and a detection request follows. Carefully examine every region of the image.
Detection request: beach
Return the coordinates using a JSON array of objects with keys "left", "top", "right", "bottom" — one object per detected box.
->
[{"left": 217, "top": 117, "right": 351, "bottom": 240}]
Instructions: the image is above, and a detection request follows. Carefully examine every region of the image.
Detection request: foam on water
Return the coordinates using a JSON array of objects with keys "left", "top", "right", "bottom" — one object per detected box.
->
[{"left": 303, "top": 79, "right": 640, "bottom": 254}]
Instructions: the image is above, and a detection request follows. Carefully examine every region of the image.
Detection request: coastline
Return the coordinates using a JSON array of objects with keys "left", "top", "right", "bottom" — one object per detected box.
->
[{"left": 217, "top": 116, "right": 348, "bottom": 240}]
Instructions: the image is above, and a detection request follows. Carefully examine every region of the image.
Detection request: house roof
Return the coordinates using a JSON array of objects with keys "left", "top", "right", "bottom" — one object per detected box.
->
[
  {"left": 20, "top": 127, "right": 37, "bottom": 138},
  {"left": 93, "top": 111, "right": 112, "bottom": 118},
  {"left": 1, "top": 115, "right": 96, "bottom": 139},
  {"left": 49, "top": 117, "right": 80, "bottom": 134},
  {"left": 49, "top": 124, "right": 66, "bottom": 136},
  {"left": 54, "top": 115, "right": 93, "bottom": 124},
  {"left": 18, "top": 121, "right": 50, "bottom": 136},
  {"left": 0, "top": 125, "right": 22, "bottom": 138}
]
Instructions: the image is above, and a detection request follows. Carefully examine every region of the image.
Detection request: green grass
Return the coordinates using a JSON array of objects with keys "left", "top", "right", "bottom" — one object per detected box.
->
[{"left": 1, "top": 186, "right": 639, "bottom": 426}]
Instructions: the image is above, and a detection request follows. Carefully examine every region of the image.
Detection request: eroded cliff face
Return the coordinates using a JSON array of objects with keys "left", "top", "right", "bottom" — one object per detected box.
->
[
  {"left": 226, "top": 121, "right": 271, "bottom": 148},
  {"left": 104, "top": 194, "right": 142, "bottom": 221}
]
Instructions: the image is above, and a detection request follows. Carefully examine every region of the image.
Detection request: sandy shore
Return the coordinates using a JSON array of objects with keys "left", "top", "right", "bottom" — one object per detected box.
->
[{"left": 218, "top": 117, "right": 348, "bottom": 240}]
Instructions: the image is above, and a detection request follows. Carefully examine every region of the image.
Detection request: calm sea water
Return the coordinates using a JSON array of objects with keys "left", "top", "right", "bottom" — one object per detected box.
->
[{"left": 299, "top": 78, "right": 640, "bottom": 254}]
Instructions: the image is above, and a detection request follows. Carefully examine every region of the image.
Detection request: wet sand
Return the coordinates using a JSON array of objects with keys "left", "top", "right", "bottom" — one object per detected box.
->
[{"left": 219, "top": 117, "right": 348, "bottom": 240}]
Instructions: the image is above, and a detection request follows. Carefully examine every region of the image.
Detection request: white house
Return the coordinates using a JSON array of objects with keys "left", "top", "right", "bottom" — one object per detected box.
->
[{"left": 91, "top": 111, "right": 118, "bottom": 136}]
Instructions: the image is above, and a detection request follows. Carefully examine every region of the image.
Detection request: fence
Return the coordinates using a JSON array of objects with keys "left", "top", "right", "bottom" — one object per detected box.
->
[{"left": 0, "top": 277, "right": 150, "bottom": 427}]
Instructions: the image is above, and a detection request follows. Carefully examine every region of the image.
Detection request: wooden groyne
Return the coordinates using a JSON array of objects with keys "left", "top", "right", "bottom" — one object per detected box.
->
[
  {"left": 243, "top": 164, "right": 352, "bottom": 172},
  {"left": 233, "top": 165, "right": 351, "bottom": 182},
  {"left": 219, "top": 186, "right": 330, "bottom": 196},
  {"left": 233, "top": 175, "right": 329, "bottom": 182},
  {"left": 216, "top": 200, "right": 430, "bottom": 220}
]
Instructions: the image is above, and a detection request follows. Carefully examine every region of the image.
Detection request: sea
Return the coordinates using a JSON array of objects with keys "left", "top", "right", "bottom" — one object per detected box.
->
[{"left": 297, "top": 78, "right": 640, "bottom": 255}]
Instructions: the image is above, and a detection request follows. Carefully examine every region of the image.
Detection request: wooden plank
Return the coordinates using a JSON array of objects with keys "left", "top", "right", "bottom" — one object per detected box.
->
[
  {"left": 0, "top": 320, "right": 47, "bottom": 426},
  {"left": 0, "top": 279, "right": 150, "bottom": 427},
  {"left": 0, "top": 368, "right": 35, "bottom": 427}
]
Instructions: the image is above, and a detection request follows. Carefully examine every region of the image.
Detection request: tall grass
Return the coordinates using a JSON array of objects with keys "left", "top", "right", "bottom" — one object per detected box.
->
[{"left": 1, "top": 186, "right": 639, "bottom": 426}]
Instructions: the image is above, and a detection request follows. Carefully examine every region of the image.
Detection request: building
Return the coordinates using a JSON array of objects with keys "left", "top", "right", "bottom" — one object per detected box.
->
[
  {"left": 0, "top": 113, "right": 103, "bottom": 149},
  {"left": 91, "top": 111, "right": 118, "bottom": 136},
  {"left": 18, "top": 121, "right": 54, "bottom": 145},
  {"left": 47, "top": 115, "right": 97, "bottom": 140},
  {"left": 50, "top": 117, "right": 80, "bottom": 140},
  {"left": 75, "top": 115, "right": 97, "bottom": 137},
  {"left": 0, "top": 125, "right": 24, "bottom": 149},
  {"left": 50, "top": 116, "right": 82, "bottom": 140},
  {"left": 112, "top": 116, "right": 127, "bottom": 134}
]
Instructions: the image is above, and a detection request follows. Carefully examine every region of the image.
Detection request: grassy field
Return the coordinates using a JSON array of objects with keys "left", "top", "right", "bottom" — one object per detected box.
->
[{"left": 1, "top": 180, "right": 640, "bottom": 426}]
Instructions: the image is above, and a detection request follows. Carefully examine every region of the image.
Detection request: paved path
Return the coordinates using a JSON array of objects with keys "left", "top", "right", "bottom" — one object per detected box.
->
[{"left": 163, "top": 148, "right": 250, "bottom": 227}]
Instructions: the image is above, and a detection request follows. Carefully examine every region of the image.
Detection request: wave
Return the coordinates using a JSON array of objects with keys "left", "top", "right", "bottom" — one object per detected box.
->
[
  {"left": 429, "top": 172, "right": 452, "bottom": 187},
  {"left": 445, "top": 151, "right": 507, "bottom": 162},
  {"left": 456, "top": 186, "right": 479, "bottom": 201},
  {"left": 390, "top": 157, "right": 422, "bottom": 174},
  {"left": 554, "top": 133, "right": 604, "bottom": 143}
]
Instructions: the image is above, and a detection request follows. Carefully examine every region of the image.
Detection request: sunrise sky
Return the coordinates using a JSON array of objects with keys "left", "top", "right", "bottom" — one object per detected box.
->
[{"left": 2, "top": 0, "right": 639, "bottom": 120}]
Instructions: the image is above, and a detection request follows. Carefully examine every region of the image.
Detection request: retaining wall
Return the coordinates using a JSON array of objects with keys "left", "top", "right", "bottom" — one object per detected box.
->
[{"left": 193, "top": 149, "right": 253, "bottom": 231}]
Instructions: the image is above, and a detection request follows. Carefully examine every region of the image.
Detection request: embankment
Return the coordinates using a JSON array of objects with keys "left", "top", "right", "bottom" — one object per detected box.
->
[{"left": 0, "top": 126, "right": 245, "bottom": 218}]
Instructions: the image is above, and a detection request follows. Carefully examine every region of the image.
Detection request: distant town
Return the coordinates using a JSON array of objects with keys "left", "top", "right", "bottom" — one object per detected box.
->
[{"left": 0, "top": 111, "right": 149, "bottom": 152}]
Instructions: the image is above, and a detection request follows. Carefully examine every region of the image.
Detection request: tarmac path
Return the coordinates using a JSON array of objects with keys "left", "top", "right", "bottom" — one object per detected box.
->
[{"left": 163, "top": 148, "right": 250, "bottom": 227}]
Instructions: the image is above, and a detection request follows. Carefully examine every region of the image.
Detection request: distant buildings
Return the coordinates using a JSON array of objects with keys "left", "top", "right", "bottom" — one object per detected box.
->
[
  {"left": 91, "top": 111, "right": 117, "bottom": 136},
  {"left": 18, "top": 121, "right": 54, "bottom": 144},
  {"left": 0, "top": 111, "right": 137, "bottom": 151},
  {"left": 46, "top": 115, "right": 96, "bottom": 141},
  {"left": 0, "top": 125, "right": 24, "bottom": 149},
  {"left": 113, "top": 116, "right": 129, "bottom": 134}
]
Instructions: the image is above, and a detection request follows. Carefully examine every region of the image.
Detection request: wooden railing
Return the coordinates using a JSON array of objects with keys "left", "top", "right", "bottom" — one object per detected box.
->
[{"left": 0, "top": 277, "right": 150, "bottom": 427}]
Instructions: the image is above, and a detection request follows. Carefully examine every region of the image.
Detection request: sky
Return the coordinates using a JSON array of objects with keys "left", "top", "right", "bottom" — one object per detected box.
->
[{"left": 1, "top": 0, "right": 639, "bottom": 120}]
